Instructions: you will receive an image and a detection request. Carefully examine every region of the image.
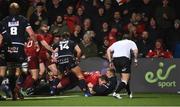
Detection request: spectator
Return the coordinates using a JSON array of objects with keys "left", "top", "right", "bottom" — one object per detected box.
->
[
  {"left": 98, "top": 36, "right": 110, "bottom": 58},
  {"left": 95, "top": 22, "right": 110, "bottom": 52},
  {"left": 110, "top": 11, "right": 123, "bottom": 33},
  {"left": 75, "top": 6, "right": 88, "bottom": 26},
  {"left": 70, "top": 25, "right": 83, "bottom": 44},
  {"left": 155, "top": 0, "right": 175, "bottom": 40},
  {"left": 106, "top": 28, "right": 118, "bottom": 47},
  {"left": 93, "top": 6, "right": 108, "bottom": 32},
  {"left": 79, "top": 32, "right": 98, "bottom": 59},
  {"left": 82, "top": 18, "right": 93, "bottom": 33},
  {"left": 29, "top": 2, "right": 48, "bottom": 31},
  {"left": 129, "top": 12, "right": 145, "bottom": 35},
  {"left": 64, "top": 5, "right": 80, "bottom": 33},
  {"left": 146, "top": 39, "right": 173, "bottom": 58},
  {"left": 136, "top": 31, "right": 153, "bottom": 57},
  {"left": 146, "top": 17, "right": 160, "bottom": 43},
  {"left": 168, "top": 19, "right": 180, "bottom": 52},
  {"left": 46, "top": 0, "right": 65, "bottom": 24},
  {"left": 137, "top": 0, "right": 154, "bottom": 22},
  {"left": 104, "top": 1, "right": 113, "bottom": 19},
  {"left": 27, "top": 0, "right": 46, "bottom": 20},
  {"left": 49, "top": 15, "right": 70, "bottom": 36}
]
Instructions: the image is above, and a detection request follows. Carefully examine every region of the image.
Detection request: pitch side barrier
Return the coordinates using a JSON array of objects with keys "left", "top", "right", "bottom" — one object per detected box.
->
[{"left": 79, "top": 57, "right": 180, "bottom": 93}]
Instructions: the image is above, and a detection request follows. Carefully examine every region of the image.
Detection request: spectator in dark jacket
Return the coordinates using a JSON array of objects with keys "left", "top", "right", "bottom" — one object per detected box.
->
[{"left": 29, "top": 2, "right": 48, "bottom": 31}]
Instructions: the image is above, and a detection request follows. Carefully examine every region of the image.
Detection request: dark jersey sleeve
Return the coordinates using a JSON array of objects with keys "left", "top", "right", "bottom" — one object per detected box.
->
[
  {"left": 93, "top": 83, "right": 110, "bottom": 96},
  {"left": 20, "top": 15, "right": 31, "bottom": 29},
  {"left": 0, "top": 23, "right": 12, "bottom": 46}
]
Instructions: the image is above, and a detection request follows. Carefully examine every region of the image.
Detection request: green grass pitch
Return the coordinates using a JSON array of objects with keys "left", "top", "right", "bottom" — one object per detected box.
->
[{"left": 0, "top": 92, "right": 180, "bottom": 106}]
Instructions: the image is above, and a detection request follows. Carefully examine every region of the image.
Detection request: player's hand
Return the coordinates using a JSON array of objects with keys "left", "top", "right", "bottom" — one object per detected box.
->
[{"left": 109, "top": 62, "right": 114, "bottom": 68}]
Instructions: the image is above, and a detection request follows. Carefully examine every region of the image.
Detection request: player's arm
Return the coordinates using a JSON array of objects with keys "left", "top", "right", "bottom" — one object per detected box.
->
[
  {"left": 40, "top": 40, "right": 54, "bottom": 53},
  {"left": 107, "top": 47, "right": 113, "bottom": 63},
  {"left": 0, "top": 34, "right": 3, "bottom": 46},
  {"left": 26, "top": 26, "right": 37, "bottom": 41},
  {"left": 132, "top": 48, "right": 138, "bottom": 63},
  {"left": 74, "top": 44, "right": 81, "bottom": 61}
]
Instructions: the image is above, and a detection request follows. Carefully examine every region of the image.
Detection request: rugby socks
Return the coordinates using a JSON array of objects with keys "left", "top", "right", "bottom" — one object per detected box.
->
[
  {"left": 9, "top": 74, "right": 18, "bottom": 93},
  {"left": 126, "top": 82, "right": 131, "bottom": 95},
  {"left": 78, "top": 79, "right": 88, "bottom": 92},
  {"left": 23, "top": 75, "right": 35, "bottom": 89},
  {"left": 115, "top": 81, "right": 127, "bottom": 93}
]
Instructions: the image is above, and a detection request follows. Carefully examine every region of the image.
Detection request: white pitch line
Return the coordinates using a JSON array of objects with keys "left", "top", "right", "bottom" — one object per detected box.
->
[{"left": 7, "top": 95, "right": 80, "bottom": 100}]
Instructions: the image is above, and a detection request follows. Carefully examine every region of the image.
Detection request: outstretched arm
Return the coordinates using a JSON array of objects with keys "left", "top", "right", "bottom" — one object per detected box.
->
[
  {"left": 26, "top": 27, "right": 37, "bottom": 42},
  {"left": 74, "top": 44, "right": 81, "bottom": 61},
  {"left": 0, "top": 34, "right": 3, "bottom": 46}
]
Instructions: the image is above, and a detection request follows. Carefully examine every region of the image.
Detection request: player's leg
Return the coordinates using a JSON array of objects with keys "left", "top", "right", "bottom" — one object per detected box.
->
[
  {"left": 0, "top": 66, "right": 6, "bottom": 85},
  {"left": 115, "top": 73, "right": 130, "bottom": 93},
  {"left": 48, "top": 63, "right": 59, "bottom": 76},
  {"left": 8, "top": 65, "right": 21, "bottom": 100},
  {"left": 24, "top": 56, "right": 39, "bottom": 89},
  {"left": 71, "top": 66, "right": 91, "bottom": 97},
  {"left": 0, "top": 66, "right": 6, "bottom": 100},
  {"left": 39, "top": 62, "right": 46, "bottom": 79},
  {"left": 126, "top": 81, "right": 132, "bottom": 98},
  {"left": 112, "top": 57, "right": 131, "bottom": 99}
]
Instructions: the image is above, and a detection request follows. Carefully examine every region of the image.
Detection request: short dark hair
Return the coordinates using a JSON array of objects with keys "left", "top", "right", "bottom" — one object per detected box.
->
[
  {"left": 122, "top": 34, "right": 131, "bottom": 40},
  {"left": 99, "top": 75, "right": 108, "bottom": 82}
]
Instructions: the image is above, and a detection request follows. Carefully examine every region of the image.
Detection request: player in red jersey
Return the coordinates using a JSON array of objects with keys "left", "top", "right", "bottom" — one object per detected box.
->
[
  {"left": 84, "top": 71, "right": 101, "bottom": 86},
  {"left": 21, "top": 34, "right": 55, "bottom": 96},
  {"left": 37, "top": 21, "right": 59, "bottom": 81}
]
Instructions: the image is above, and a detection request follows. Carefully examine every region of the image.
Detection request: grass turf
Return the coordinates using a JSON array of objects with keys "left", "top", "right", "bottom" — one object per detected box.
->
[{"left": 0, "top": 93, "right": 180, "bottom": 106}]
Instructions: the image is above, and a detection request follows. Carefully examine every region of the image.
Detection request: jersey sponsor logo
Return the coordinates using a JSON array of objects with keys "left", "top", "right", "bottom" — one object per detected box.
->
[{"left": 8, "top": 21, "right": 19, "bottom": 27}]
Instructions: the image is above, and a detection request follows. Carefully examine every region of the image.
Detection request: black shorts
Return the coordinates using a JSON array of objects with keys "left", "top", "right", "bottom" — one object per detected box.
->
[
  {"left": 57, "top": 56, "right": 78, "bottom": 73},
  {"left": 113, "top": 57, "right": 131, "bottom": 73}
]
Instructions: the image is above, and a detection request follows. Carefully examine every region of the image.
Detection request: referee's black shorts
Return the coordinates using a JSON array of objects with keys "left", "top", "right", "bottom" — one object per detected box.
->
[{"left": 113, "top": 57, "right": 131, "bottom": 73}]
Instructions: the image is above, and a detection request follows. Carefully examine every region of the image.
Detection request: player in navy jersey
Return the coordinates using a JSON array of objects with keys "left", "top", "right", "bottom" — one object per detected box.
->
[
  {"left": 52, "top": 33, "right": 91, "bottom": 97},
  {"left": 1, "top": 2, "right": 36, "bottom": 100}
]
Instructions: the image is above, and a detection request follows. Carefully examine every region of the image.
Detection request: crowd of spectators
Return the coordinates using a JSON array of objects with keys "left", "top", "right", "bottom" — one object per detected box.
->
[{"left": 0, "top": 0, "right": 180, "bottom": 58}]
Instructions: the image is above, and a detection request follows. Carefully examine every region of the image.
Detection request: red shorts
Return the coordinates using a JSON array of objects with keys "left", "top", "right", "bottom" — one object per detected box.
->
[
  {"left": 39, "top": 54, "right": 54, "bottom": 66},
  {"left": 27, "top": 56, "right": 39, "bottom": 70}
]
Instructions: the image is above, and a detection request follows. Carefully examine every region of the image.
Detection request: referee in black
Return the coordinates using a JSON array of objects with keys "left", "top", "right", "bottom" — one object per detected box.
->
[{"left": 107, "top": 34, "right": 138, "bottom": 99}]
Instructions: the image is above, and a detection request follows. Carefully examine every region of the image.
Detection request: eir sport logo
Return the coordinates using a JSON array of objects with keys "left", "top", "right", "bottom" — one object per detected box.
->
[{"left": 145, "top": 62, "right": 176, "bottom": 88}]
